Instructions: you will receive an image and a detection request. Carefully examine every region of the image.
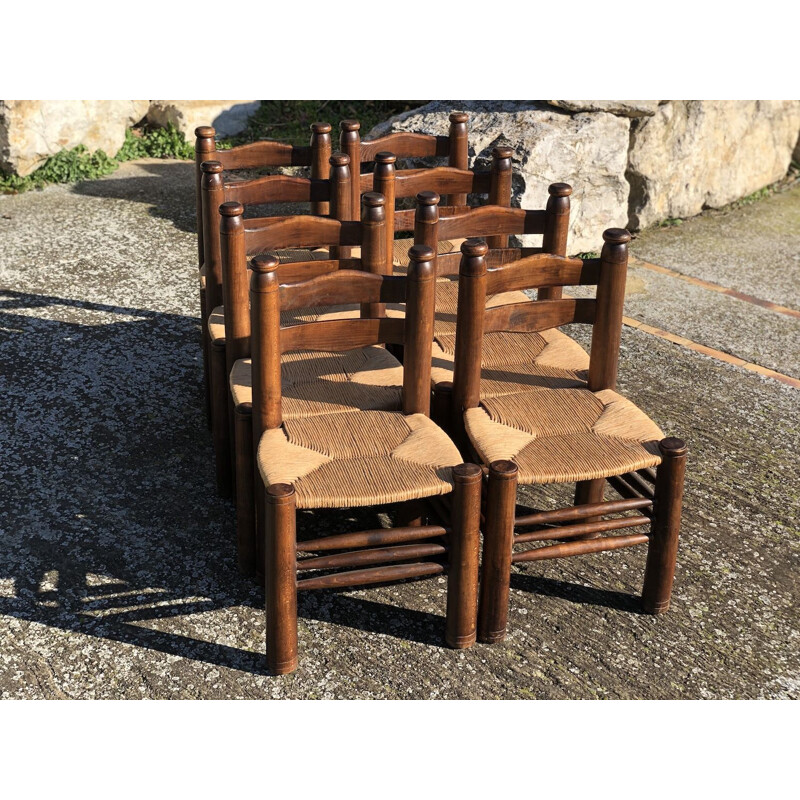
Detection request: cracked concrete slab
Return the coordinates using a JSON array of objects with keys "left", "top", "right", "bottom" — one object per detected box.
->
[{"left": 0, "top": 159, "right": 798, "bottom": 699}]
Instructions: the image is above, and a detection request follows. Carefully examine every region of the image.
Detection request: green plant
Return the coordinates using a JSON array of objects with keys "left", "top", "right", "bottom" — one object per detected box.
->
[{"left": 0, "top": 124, "right": 196, "bottom": 194}]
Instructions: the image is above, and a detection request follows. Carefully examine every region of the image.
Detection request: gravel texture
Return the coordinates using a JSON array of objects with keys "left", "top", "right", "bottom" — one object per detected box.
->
[{"left": 0, "top": 160, "right": 798, "bottom": 699}]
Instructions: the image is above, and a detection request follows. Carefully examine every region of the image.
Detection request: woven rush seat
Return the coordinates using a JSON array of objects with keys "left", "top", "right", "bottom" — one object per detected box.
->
[
  {"left": 431, "top": 326, "right": 590, "bottom": 394},
  {"left": 230, "top": 346, "right": 404, "bottom": 417},
  {"left": 258, "top": 410, "right": 463, "bottom": 509},
  {"left": 464, "top": 387, "right": 664, "bottom": 484}
]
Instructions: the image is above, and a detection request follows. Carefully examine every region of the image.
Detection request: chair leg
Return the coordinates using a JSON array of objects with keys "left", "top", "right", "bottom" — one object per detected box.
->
[
  {"left": 573, "top": 478, "right": 606, "bottom": 537},
  {"left": 265, "top": 482, "right": 298, "bottom": 675},
  {"left": 478, "top": 460, "right": 518, "bottom": 644},
  {"left": 200, "top": 285, "right": 211, "bottom": 429},
  {"left": 210, "top": 339, "right": 232, "bottom": 498},
  {"left": 446, "top": 464, "right": 482, "bottom": 648},
  {"left": 234, "top": 403, "right": 255, "bottom": 577},
  {"left": 642, "top": 437, "right": 687, "bottom": 614}
]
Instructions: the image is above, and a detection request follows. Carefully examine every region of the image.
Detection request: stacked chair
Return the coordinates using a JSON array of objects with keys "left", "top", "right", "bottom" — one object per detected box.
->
[{"left": 192, "top": 111, "right": 687, "bottom": 675}]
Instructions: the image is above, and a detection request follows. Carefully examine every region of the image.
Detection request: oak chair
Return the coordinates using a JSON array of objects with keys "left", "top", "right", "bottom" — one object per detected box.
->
[
  {"left": 203, "top": 153, "right": 355, "bottom": 497},
  {"left": 250, "top": 244, "right": 481, "bottom": 674},
  {"left": 224, "top": 194, "right": 403, "bottom": 576},
  {"left": 448, "top": 235, "right": 687, "bottom": 643}
]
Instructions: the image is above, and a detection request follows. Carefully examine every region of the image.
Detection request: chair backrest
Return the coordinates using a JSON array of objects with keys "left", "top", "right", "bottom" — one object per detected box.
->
[
  {"left": 412, "top": 184, "right": 573, "bottom": 297},
  {"left": 450, "top": 230, "right": 631, "bottom": 415},
  {"left": 249, "top": 244, "right": 437, "bottom": 437},
  {"left": 195, "top": 122, "right": 333, "bottom": 268},
  {"left": 339, "top": 112, "right": 470, "bottom": 213},
  {"left": 201, "top": 153, "right": 354, "bottom": 315},
  {"left": 367, "top": 146, "right": 514, "bottom": 270},
  {"left": 218, "top": 192, "right": 390, "bottom": 373}
]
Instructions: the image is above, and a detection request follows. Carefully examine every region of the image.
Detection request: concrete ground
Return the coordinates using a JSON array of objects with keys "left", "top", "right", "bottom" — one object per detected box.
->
[{"left": 0, "top": 159, "right": 798, "bottom": 699}]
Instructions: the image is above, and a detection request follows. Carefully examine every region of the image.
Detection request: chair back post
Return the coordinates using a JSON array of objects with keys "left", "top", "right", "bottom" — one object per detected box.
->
[
  {"left": 539, "top": 182, "right": 573, "bottom": 301},
  {"left": 447, "top": 112, "right": 470, "bottom": 206},
  {"left": 219, "top": 202, "right": 251, "bottom": 371},
  {"left": 588, "top": 228, "right": 631, "bottom": 392},
  {"left": 414, "top": 190, "right": 441, "bottom": 254},
  {"left": 403, "top": 245, "right": 437, "bottom": 417},
  {"left": 249, "top": 254, "right": 283, "bottom": 438},
  {"left": 340, "top": 120, "right": 361, "bottom": 216},
  {"left": 452, "top": 239, "right": 489, "bottom": 416},
  {"left": 309, "top": 122, "right": 332, "bottom": 215},
  {"left": 201, "top": 161, "right": 225, "bottom": 312},
  {"left": 195, "top": 126, "right": 217, "bottom": 268},
  {"left": 329, "top": 153, "right": 353, "bottom": 259},
  {"left": 373, "top": 152, "right": 397, "bottom": 273},
  {"left": 361, "top": 192, "right": 388, "bottom": 318},
  {"left": 487, "top": 146, "right": 514, "bottom": 249}
]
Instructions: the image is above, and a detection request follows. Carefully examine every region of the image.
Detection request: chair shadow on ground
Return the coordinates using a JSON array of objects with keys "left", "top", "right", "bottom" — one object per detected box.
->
[
  {"left": 0, "top": 288, "right": 646, "bottom": 680},
  {"left": 70, "top": 159, "right": 311, "bottom": 237},
  {"left": 0, "top": 289, "right": 459, "bottom": 677}
]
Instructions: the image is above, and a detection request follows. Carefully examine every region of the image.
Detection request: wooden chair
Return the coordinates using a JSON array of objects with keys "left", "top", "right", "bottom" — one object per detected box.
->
[
  {"left": 203, "top": 153, "right": 355, "bottom": 497},
  {"left": 207, "top": 148, "right": 511, "bottom": 498},
  {"left": 448, "top": 235, "right": 687, "bottom": 643},
  {"left": 195, "top": 112, "right": 469, "bottom": 379},
  {"left": 195, "top": 123, "right": 334, "bottom": 423},
  {"left": 224, "top": 194, "right": 403, "bottom": 575},
  {"left": 251, "top": 243, "right": 481, "bottom": 674}
]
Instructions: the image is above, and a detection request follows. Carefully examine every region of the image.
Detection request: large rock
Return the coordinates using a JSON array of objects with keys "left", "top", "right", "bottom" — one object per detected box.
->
[
  {"left": 146, "top": 101, "right": 260, "bottom": 138},
  {"left": 547, "top": 100, "right": 660, "bottom": 118},
  {"left": 627, "top": 100, "right": 800, "bottom": 229},
  {"left": 0, "top": 100, "right": 149, "bottom": 176},
  {"left": 367, "top": 101, "right": 631, "bottom": 254}
]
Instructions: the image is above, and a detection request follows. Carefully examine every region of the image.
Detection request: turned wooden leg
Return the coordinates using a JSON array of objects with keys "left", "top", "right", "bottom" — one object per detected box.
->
[
  {"left": 642, "top": 437, "right": 688, "bottom": 614},
  {"left": 210, "top": 338, "right": 232, "bottom": 498},
  {"left": 265, "top": 483, "right": 298, "bottom": 675},
  {"left": 478, "top": 460, "right": 518, "bottom": 643},
  {"left": 573, "top": 478, "right": 606, "bottom": 537},
  {"left": 446, "top": 463, "right": 482, "bottom": 649},
  {"left": 200, "top": 285, "right": 211, "bottom": 429},
  {"left": 234, "top": 402, "right": 255, "bottom": 577}
]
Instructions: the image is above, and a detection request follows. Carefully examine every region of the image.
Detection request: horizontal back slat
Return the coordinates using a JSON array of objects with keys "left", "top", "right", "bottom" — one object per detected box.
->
[
  {"left": 244, "top": 216, "right": 361, "bottom": 251},
  {"left": 280, "top": 317, "right": 406, "bottom": 353},
  {"left": 435, "top": 247, "right": 531, "bottom": 276},
  {"left": 279, "top": 270, "right": 406, "bottom": 310},
  {"left": 393, "top": 204, "right": 468, "bottom": 232},
  {"left": 485, "top": 255, "right": 599, "bottom": 294},
  {"left": 276, "top": 258, "right": 360, "bottom": 284},
  {"left": 394, "top": 167, "right": 492, "bottom": 198},
  {"left": 359, "top": 132, "right": 441, "bottom": 161},
  {"left": 224, "top": 175, "right": 329, "bottom": 206},
  {"left": 439, "top": 206, "right": 546, "bottom": 239},
  {"left": 483, "top": 298, "right": 597, "bottom": 333},
  {"left": 216, "top": 141, "right": 312, "bottom": 169}
]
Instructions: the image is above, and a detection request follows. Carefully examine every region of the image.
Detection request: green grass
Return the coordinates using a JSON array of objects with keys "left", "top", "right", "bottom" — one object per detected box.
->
[{"left": 227, "top": 100, "right": 425, "bottom": 146}]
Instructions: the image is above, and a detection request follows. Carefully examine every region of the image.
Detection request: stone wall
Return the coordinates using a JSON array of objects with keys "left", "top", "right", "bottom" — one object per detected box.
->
[
  {"left": 0, "top": 100, "right": 258, "bottom": 177},
  {"left": 368, "top": 100, "right": 800, "bottom": 252}
]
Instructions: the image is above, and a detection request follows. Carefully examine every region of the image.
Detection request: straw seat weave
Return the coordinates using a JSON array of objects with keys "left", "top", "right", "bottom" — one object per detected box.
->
[
  {"left": 258, "top": 410, "right": 463, "bottom": 509},
  {"left": 430, "top": 327, "right": 590, "bottom": 395},
  {"left": 230, "top": 347, "right": 404, "bottom": 418},
  {"left": 464, "top": 388, "right": 664, "bottom": 484}
]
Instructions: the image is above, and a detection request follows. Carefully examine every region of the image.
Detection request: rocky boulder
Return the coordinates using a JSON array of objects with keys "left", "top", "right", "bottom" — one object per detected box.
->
[
  {"left": 0, "top": 100, "right": 149, "bottom": 177},
  {"left": 146, "top": 100, "right": 260, "bottom": 138},
  {"left": 368, "top": 101, "right": 631, "bottom": 254},
  {"left": 627, "top": 100, "right": 800, "bottom": 229}
]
